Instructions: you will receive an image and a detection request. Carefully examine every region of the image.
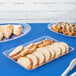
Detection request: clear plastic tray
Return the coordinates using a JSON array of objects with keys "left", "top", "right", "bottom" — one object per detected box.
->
[
  {"left": 0, "top": 23, "right": 31, "bottom": 43},
  {"left": 3, "top": 36, "right": 74, "bottom": 70},
  {"left": 48, "top": 23, "right": 76, "bottom": 37}
]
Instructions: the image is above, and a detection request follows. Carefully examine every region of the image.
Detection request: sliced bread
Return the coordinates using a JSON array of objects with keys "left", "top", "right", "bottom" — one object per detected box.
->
[
  {"left": 49, "top": 44, "right": 61, "bottom": 58},
  {"left": 52, "top": 42, "right": 66, "bottom": 55},
  {"left": 36, "top": 47, "right": 51, "bottom": 62},
  {"left": 17, "top": 57, "right": 32, "bottom": 69},
  {"left": 4, "top": 25, "right": 13, "bottom": 38},
  {"left": 59, "top": 42, "right": 69, "bottom": 53},
  {"left": 45, "top": 45, "right": 55, "bottom": 60},
  {"left": 26, "top": 54, "right": 39, "bottom": 69},
  {"left": 32, "top": 51, "right": 45, "bottom": 65},
  {"left": 13, "top": 25, "right": 22, "bottom": 36},
  {"left": 9, "top": 45, "right": 24, "bottom": 58}
]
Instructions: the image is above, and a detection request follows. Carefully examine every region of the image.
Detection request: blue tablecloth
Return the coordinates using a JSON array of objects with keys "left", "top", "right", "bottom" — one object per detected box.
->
[{"left": 0, "top": 23, "right": 76, "bottom": 76}]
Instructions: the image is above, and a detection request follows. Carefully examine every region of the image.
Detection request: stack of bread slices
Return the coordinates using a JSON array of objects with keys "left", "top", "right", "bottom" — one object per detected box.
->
[
  {"left": 0, "top": 25, "right": 22, "bottom": 41},
  {"left": 51, "top": 22, "right": 76, "bottom": 36},
  {"left": 9, "top": 39, "right": 69, "bottom": 69}
]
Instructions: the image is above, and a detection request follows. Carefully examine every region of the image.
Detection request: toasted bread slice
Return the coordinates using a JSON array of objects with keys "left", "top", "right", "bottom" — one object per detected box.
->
[
  {"left": 43, "top": 39, "right": 49, "bottom": 43},
  {"left": 49, "top": 44, "right": 61, "bottom": 58},
  {"left": 26, "top": 43, "right": 34, "bottom": 49},
  {"left": 13, "top": 25, "right": 22, "bottom": 36},
  {"left": 26, "top": 54, "right": 39, "bottom": 69},
  {"left": 38, "top": 40, "right": 54, "bottom": 48},
  {"left": 30, "top": 45, "right": 37, "bottom": 53},
  {"left": 36, "top": 47, "right": 51, "bottom": 62},
  {"left": 35, "top": 41, "right": 43, "bottom": 47},
  {"left": 43, "top": 40, "right": 54, "bottom": 46},
  {"left": 17, "top": 57, "right": 32, "bottom": 69},
  {"left": 38, "top": 44, "right": 45, "bottom": 48},
  {"left": 45, "top": 45, "right": 55, "bottom": 60},
  {"left": 32, "top": 51, "right": 45, "bottom": 65},
  {"left": 4, "top": 25, "right": 13, "bottom": 38},
  {"left": 59, "top": 42, "right": 69, "bottom": 53},
  {"left": 9, "top": 45, "right": 24, "bottom": 58}
]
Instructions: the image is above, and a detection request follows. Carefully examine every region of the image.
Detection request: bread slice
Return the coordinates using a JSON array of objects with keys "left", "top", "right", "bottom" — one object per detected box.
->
[
  {"left": 0, "top": 25, "right": 4, "bottom": 33},
  {"left": 49, "top": 44, "right": 61, "bottom": 58},
  {"left": 45, "top": 45, "right": 55, "bottom": 60},
  {"left": 13, "top": 25, "right": 22, "bottom": 36},
  {"left": 9, "top": 45, "right": 24, "bottom": 58},
  {"left": 38, "top": 44, "right": 45, "bottom": 48},
  {"left": 36, "top": 47, "right": 51, "bottom": 62},
  {"left": 0, "top": 25, "right": 4, "bottom": 40},
  {"left": 26, "top": 43, "right": 34, "bottom": 49},
  {"left": 32, "top": 51, "right": 45, "bottom": 65},
  {"left": 19, "top": 47, "right": 30, "bottom": 56},
  {"left": 38, "top": 40, "right": 54, "bottom": 48},
  {"left": 52, "top": 42, "right": 66, "bottom": 55},
  {"left": 35, "top": 41, "right": 43, "bottom": 47},
  {"left": 43, "top": 39, "right": 49, "bottom": 43},
  {"left": 51, "top": 24, "right": 58, "bottom": 32},
  {"left": 4, "top": 25, "right": 13, "bottom": 38},
  {"left": 26, "top": 54, "right": 39, "bottom": 69},
  {"left": 43, "top": 40, "right": 54, "bottom": 46},
  {"left": 29, "top": 45, "right": 37, "bottom": 53},
  {"left": 59, "top": 42, "right": 69, "bottom": 53},
  {"left": 17, "top": 57, "right": 32, "bottom": 69},
  {"left": 12, "top": 53, "right": 22, "bottom": 60},
  {"left": 12, "top": 47, "right": 30, "bottom": 60},
  {"left": 0, "top": 31, "right": 3, "bottom": 41}
]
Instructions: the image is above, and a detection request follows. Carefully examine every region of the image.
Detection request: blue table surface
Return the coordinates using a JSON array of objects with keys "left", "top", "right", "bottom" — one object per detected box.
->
[{"left": 0, "top": 23, "right": 76, "bottom": 76}]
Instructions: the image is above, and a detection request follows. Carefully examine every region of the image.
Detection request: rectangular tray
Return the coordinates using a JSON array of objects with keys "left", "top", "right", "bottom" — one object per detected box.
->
[{"left": 3, "top": 36, "right": 74, "bottom": 70}]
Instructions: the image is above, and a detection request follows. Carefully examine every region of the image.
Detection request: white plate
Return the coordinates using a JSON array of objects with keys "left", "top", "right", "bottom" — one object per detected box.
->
[
  {"left": 48, "top": 23, "right": 76, "bottom": 37},
  {"left": 0, "top": 23, "right": 31, "bottom": 42}
]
